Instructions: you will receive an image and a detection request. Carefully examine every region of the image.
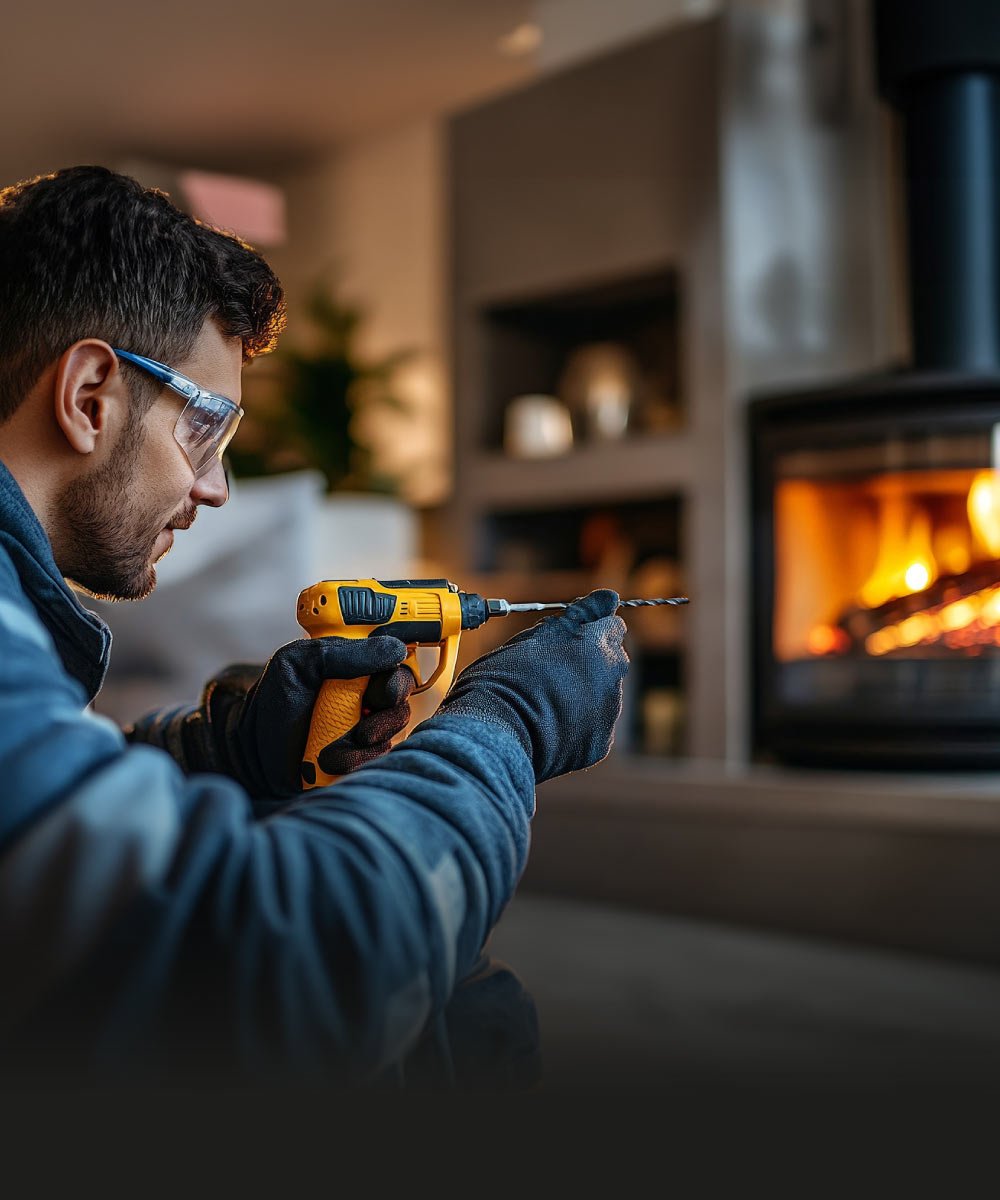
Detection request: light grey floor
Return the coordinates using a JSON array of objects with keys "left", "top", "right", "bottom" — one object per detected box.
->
[{"left": 486, "top": 891, "right": 1000, "bottom": 1098}]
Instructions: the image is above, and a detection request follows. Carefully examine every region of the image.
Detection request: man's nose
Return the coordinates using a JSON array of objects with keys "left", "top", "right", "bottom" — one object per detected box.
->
[{"left": 190, "top": 456, "right": 229, "bottom": 507}]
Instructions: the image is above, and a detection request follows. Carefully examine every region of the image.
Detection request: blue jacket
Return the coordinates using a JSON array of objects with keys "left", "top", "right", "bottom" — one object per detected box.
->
[{"left": 0, "top": 462, "right": 536, "bottom": 1086}]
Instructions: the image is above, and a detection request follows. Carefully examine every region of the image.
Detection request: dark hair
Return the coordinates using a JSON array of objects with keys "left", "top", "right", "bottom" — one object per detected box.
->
[{"left": 0, "top": 165, "right": 286, "bottom": 421}]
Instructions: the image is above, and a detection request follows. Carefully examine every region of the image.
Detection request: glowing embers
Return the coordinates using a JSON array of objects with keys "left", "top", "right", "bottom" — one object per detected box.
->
[
  {"left": 773, "top": 467, "right": 1000, "bottom": 661},
  {"left": 805, "top": 623, "right": 851, "bottom": 656},
  {"left": 865, "top": 584, "right": 1000, "bottom": 656}
]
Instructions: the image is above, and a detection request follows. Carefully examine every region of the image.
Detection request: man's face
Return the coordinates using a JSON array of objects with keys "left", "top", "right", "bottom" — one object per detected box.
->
[{"left": 59, "top": 321, "right": 242, "bottom": 601}]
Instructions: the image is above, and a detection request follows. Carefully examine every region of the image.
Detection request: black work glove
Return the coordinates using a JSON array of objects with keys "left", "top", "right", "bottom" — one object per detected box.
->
[
  {"left": 434, "top": 589, "right": 628, "bottom": 783},
  {"left": 127, "top": 635, "right": 415, "bottom": 799}
]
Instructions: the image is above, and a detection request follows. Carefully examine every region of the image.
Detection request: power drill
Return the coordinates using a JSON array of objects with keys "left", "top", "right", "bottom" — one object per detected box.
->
[{"left": 296, "top": 577, "right": 689, "bottom": 789}]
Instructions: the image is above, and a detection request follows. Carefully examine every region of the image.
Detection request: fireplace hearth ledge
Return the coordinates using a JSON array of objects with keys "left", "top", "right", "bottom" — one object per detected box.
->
[
  {"left": 524, "top": 759, "right": 1000, "bottom": 963},
  {"left": 537, "top": 757, "right": 1000, "bottom": 832}
]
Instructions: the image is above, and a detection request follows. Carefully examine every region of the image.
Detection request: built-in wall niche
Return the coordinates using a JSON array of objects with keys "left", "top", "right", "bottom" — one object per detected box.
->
[
  {"left": 479, "top": 267, "right": 683, "bottom": 454},
  {"left": 478, "top": 495, "right": 683, "bottom": 576},
  {"left": 629, "top": 648, "right": 686, "bottom": 757}
]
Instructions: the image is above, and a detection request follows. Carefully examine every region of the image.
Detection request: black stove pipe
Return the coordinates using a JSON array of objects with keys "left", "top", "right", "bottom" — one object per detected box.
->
[{"left": 874, "top": 0, "right": 1000, "bottom": 373}]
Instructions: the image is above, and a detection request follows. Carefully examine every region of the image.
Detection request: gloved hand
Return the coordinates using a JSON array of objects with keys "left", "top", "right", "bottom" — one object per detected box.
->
[
  {"left": 127, "top": 635, "right": 415, "bottom": 798},
  {"left": 434, "top": 589, "right": 628, "bottom": 783}
]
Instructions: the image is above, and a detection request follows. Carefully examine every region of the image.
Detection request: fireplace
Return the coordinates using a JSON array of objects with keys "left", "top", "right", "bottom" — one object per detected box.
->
[{"left": 749, "top": 0, "right": 1000, "bottom": 768}]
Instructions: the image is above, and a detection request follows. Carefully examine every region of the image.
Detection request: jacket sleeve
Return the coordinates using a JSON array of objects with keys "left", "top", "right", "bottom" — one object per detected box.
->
[{"left": 0, "top": 557, "right": 536, "bottom": 1083}]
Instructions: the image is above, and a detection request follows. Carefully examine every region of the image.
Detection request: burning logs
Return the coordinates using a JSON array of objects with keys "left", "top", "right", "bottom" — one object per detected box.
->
[{"left": 836, "top": 561, "right": 1000, "bottom": 655}]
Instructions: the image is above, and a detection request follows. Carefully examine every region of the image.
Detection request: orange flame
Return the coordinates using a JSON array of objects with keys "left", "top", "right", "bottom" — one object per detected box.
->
[
  {"left": 861, "top": 473, "right": 1000, "bottom": 656},
  {"left": 805, "top": 471, "right": 1000, "bottom": 659},
  {"left": 856, "top": 496, "right": 938, "bottom": 609},
  {"left": 967, "top": 470, "right": 1000, "bottom": 556}
]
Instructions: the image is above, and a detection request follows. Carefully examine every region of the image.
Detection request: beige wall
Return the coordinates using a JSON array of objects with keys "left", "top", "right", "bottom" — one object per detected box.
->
[
  {"left": 534, "top": 0, "right": 721, "bottom": 71},
  {"left": 271, "top": 118, "right": 450, "bottom": 507}
]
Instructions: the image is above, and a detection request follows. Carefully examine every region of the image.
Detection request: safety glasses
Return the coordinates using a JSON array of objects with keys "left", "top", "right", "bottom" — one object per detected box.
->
[{"left": 112, "top": 348, "right": 243, "bottom": 479}]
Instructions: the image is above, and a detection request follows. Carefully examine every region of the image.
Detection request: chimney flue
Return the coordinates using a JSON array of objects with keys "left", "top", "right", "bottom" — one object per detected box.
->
[{"left": 874, "top": 0, "right": 1000, "bottom": 373}]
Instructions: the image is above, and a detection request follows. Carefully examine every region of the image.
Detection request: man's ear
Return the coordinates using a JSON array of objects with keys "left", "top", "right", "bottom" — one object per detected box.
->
[{"left": 52, "top": 340, "right": 125, "bottom": 456}]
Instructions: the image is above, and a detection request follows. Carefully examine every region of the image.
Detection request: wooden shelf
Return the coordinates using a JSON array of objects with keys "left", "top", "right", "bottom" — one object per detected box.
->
[{"left": 466, "top": 432, "right": 695, "bottom": 509}]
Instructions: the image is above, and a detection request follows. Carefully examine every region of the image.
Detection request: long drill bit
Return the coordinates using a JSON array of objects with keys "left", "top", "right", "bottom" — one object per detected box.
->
[{"left": 495, "top": 596, "right": 690, "bottom": 614}]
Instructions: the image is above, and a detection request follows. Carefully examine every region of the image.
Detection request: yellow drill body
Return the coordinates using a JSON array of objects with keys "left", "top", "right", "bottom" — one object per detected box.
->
[{"left": 296, "top": 578, "right": 475, "bottom": 788}]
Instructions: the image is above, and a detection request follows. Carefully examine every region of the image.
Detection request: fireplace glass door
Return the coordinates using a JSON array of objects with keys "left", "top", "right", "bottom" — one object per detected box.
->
[{"left": 751, "top": 379, "right": 1000, "bottom": 767}]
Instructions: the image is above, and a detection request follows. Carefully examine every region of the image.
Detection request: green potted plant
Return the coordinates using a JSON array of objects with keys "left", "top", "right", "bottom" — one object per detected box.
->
[{"left": 227, "top": 278, "right": 414, "bottom": 495}]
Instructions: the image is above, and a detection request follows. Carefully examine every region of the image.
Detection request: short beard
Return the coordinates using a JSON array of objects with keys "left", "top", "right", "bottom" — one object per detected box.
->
[{"left": 58, "top": 413, "right": 163, "bottom": 601}]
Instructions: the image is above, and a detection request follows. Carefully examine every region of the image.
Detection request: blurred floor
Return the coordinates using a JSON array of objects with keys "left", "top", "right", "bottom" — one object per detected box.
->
[{"left": 486, "top": 891, "right": 1000, "bottom": 1102}]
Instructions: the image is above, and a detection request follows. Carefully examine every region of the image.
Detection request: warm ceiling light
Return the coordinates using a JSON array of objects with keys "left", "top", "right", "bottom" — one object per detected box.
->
[{"left": 498, "top": 22, "right": 543, "bottom": 57}]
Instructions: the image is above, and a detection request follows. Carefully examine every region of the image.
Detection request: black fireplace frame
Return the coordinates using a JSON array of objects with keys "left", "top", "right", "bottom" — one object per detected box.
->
[
  {"left": 749, "top": 368, "right": 1000, "bottom": 769},
  {"left": 747, "top": 1, "right": 1000, "bottom": 769}
]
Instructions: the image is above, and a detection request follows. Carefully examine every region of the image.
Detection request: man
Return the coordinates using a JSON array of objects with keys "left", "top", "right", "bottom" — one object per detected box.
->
[{"left": 0, "top": 166, "right": 629, "bottom": 1089}]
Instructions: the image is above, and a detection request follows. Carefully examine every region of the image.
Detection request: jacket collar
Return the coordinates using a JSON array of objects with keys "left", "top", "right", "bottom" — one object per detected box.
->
[{"left": 0, "top": 461, "right": 111, "bottom": 702}]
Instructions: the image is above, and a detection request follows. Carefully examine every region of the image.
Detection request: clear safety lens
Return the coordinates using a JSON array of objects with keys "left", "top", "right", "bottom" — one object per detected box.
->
[{"left": 175, "top": 393, "right": 242, "bottom": 477}]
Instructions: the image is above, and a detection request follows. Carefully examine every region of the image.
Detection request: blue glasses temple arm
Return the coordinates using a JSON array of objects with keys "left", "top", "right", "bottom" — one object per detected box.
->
[
  {"left": 112, "top": 348, "right": 240, "bottom": 416},
  {"left": 112, "top": 348, "right": 200, "bottom": 399},
  {"left": 112, "top": 348, "right": 169, "bottom": 381}
]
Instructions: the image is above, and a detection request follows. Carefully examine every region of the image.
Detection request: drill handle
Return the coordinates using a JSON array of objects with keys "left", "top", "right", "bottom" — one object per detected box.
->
[
  {"left": 301, "top": 646, "right": 422, "bottom": 790},
  {"left": 300, "top": 634, "right": 464, "bottom": 791}
]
